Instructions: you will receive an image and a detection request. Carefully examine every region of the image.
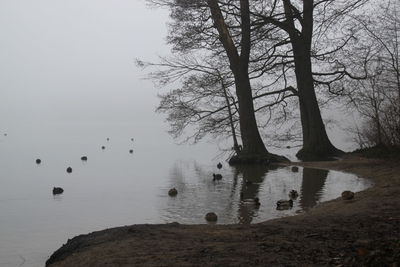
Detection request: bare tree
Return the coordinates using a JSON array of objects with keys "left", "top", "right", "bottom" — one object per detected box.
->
[
  {"left": 251, "top": 0, "right": 371, "bottom": 159},
  {"left": 143, "top": 0, "right": 370, "bottom": 161},
  {"left": 344, "top": 0, "right": 400, "bottom": 147},
  {"left": 143, "top": 0, "right": 293, "bottom": 163}
]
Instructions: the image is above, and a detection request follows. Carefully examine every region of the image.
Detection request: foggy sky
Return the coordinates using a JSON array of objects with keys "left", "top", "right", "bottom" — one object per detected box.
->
[
  {"left": 0, "top": 0, "right": 354, "bottom": 152},
  {"left": 0, "top": 0, "right": 169, "bottom": 124}
]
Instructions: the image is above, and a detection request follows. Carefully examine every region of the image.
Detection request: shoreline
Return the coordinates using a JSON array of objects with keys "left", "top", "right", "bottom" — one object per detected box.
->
[{"left": 46, "top": 156, "right": 400, "bottom": 266}]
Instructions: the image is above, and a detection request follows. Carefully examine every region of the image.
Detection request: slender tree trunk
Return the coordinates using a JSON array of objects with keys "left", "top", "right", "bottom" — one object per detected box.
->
[
  {"left": 220, "top": 78, "right": 241, "bottom": 154},
  {"left": 292, "top": 42, "right": 341, "bottom": 160}
]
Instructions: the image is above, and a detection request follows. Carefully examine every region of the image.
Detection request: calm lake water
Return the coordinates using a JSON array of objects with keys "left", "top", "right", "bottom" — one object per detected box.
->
[{"left": 0, "top": 121, "right": 372, "bottom": 267}]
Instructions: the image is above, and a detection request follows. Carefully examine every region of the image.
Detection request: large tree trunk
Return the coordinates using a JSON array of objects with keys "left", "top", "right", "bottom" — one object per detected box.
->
[
  {"left": 208, "top": 0, "right": 288, "bottom": 164},
  {"left": 281, "top": 0, "right": 341, "bottom": 160},
  {"left": 234, "top": 69, "right": 268, "bottom": 155},
  {"left": 292, "top": 42, "right": 342, "bottom": 160}
]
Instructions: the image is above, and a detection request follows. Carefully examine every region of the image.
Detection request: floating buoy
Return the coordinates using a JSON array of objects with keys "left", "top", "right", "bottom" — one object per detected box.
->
[
  {"left": 129, "top": 149, "right": 133, "bottom": 154},
  {"left": 66, "top": 167, "right": 72, "bottom": 173},
  {"left": 36, "top": 159, "right": 41, "bottom": 164},
  {"left": 101, "top": 146, "right": 105, "bottom": 150},
  {"left": 81, "top": 156, "right": 87, "bottom": 161},
  {"left": 217, "top": 162, "right": 222, "bottom": 169}
]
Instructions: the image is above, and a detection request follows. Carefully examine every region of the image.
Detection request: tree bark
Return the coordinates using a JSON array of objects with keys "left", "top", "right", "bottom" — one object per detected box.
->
[
  {"left": 293, "top": 42, "right": 340, "bottom": 159},
  {"left": 284, "top": 0, "right": 342, "bottom": 160},
  {"left": 208, "top": 0, "right": 267, "bottom": 156},
  {"left": 208, "top": 0, "right": 288, "bottom": 163}
]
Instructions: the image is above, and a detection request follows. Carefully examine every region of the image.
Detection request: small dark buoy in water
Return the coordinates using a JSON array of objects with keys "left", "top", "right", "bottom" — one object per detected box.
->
[
  {"left": 36, "top": 159, "right": 41, "bottom": 164},
  {"left": 131, "top": 138, "right": 134, "bottom": 141},
  {"left": 217, "top": 162, "right": 222, "bottom": 169},
  {"left": 4, "top": 133, "right": 7, "bottom": 136},
  {"left": 106, "top": 138, "right": 110, "bottom": 141},
  {"left": 52, "top": 187, "right": 64, "bottom": 195},
  {"left": 213, "top": 173, "right": 222, "bottom": 181},
  {"left": 129, "top": 149, "right": 133, "bottom": 154},
  {"left": 101, "top": 146, "right": 105, "bottom": 150},
  {"left": 205, "top": 212, "right": 218, "bottom": 222},
  {"left": 81, "top": 156, "right": 87, "bottom": 161},
  {"left": 291, "top": 166, "right": 299, "bottom": 172},
  {"left": 66, "top": 167, "right": 72, "bottom": 173},
  {"left": 168, "top": 188, "right": 178, "bottom": 196}
]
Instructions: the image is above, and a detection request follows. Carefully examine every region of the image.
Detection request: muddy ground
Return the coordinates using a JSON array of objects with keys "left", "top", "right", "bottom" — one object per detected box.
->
[{"left": 46, "top": 156, "right": 400, "bottom": 266}]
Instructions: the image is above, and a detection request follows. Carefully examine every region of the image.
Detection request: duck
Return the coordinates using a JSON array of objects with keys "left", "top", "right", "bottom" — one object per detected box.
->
[
  {"left": 168, "top": 188, "right": 178, "bottom": 196},
  {"left": 36, "top": 159, "right": 41, "bottom": 164},
  {"left": 129, "top": 149, "right": 133, "bottom": 154},
  {"left": 276, "top": 199, "right": 293, "bottom": 210},
  {"left": 217, "top": 162, "right": 222, "bottom": 169},
  {"left": 66, "top": 167, "right": 72, "bottom": 173},
  {"left": 205, "top": 212, "right": 218, "bottom": 222},
  {"left": 289, "top": 190, "right": 299, "bottom": 199},
  {"left": 101, "top": 146, "right": 105, "bottom": 150},
  {"left": 52, "top": 187, "right": 64, "bottom": 195},
  {"left": 81, "top": 156, "right": 88, "bottom": 161},
  {"left": 213, "top": 173, "right": 223, "bottom": 181},
  {"left": 291, "top": 166, "right": 299, "bottom": 172}
]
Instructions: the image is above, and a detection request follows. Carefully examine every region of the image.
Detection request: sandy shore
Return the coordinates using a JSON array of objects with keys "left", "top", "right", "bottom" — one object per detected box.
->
[{"left": 46, "top": 156, "right": 400, "bottom": 266}]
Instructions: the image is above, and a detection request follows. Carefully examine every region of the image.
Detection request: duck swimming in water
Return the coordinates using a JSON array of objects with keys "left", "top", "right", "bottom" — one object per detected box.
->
[
  {"left": 213, "top": 173, "right": 223, "bottom": 181},
  {"left": 289, "top": 190, "right": 299, "bottom": 199},
  {"left": 52, "top": 187, "right": 64, "bottom": 195},
  {"left": 217, "top": 162, "right": 222, "bottom": 169},
  {"left": 276, "top": 199, "right": 293, "bottom": 210}
]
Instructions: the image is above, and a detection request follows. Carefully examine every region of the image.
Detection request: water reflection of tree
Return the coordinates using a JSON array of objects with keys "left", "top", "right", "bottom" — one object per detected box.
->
[
  {"left": 299, "top": 168, "right": 329, "bottom": 209},
  {"left": 234, "top": 165, "right": 269, "bottom": 224}
]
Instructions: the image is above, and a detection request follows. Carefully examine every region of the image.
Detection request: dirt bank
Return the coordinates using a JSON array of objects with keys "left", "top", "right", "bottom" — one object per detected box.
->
[{"left": 46, "top": 156, "right": 400, "bottom": 266}]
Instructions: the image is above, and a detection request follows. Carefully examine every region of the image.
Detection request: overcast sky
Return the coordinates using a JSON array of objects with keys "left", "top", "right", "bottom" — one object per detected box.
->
[{"left": 0, "top": 0, "right": 170, "bottom": 125}]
